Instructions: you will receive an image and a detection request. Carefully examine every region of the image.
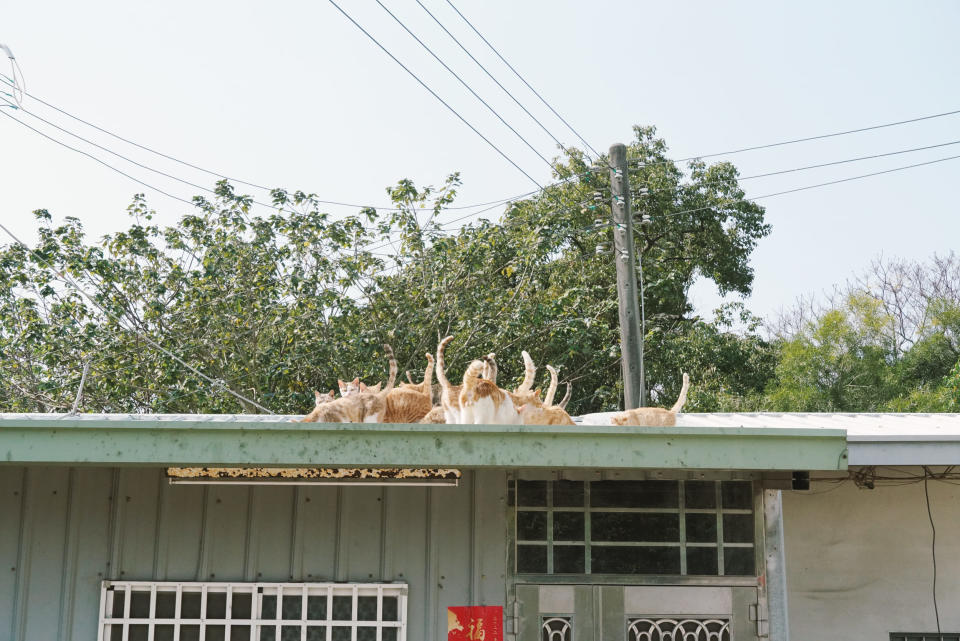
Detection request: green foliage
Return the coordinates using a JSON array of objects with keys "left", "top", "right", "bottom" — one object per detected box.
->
[{"left": 0, "top": 127, "right": 773, "bottom": 415}]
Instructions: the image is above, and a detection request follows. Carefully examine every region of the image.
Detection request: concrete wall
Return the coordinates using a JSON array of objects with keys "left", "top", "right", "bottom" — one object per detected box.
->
[
  {"left": 783, "top": 469, "right": 960, "bottom": 640},
  {"left": 0, "top": 466, "right": 508, "bottom": 641}
]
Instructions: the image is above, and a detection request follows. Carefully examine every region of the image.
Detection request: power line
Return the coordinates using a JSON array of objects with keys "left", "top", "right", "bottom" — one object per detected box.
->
[
  {"left": 444, "top": 0, "right": 602, "bottom": 159},
  {"left": 0, "top": 220, "right": 275, "bottom": 414},
  {"left": 326, "top": 0, "right": 543, "bottom": 188},
  {"left": 375, "top": 0, "right": 555, "bottom": 171},
  {"left": 414, "top": 0, "right": 573, "bottom": 158},
  {"left": 674, "top": 108, "right": 960, "bottom": 163},
  {"left": 0, "top": 73, "right": 530, "bottom": 213}
]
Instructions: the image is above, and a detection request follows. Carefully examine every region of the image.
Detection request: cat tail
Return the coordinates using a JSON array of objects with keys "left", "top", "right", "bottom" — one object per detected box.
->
[
  {"left": 544, "top": 365, "right": 559, "bottom": 406},
  {"left": 515, "top": 351, "right": 536, "bottom": 393},
  {"left": 558, "top": 383, "right": 572, "bottom": 410},
  {"left": 459, "top": 359, "right": 486, "bottom": 404},
  {"left": 436, "top": 335, "right": 455, "bottom": 391},
  {"left": 421, "top": 353, "right": 435, "bottom": 395},
  {"left": 670, "top": 372, "right": 690, "bottom": 413},
  {"left": 382, "top": 344, "right": 397, "bottom": 393},
  {"left": 482, "top": 352, "right": 497, "bottom": 383}
]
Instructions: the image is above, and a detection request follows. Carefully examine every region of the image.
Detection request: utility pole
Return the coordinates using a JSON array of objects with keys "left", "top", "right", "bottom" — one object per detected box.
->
[{"left": 609, "top": 143, "right": 646, "bottom": 408}]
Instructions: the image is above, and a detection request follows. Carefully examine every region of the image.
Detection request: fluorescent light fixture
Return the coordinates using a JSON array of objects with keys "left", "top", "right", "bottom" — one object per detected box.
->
[{"left": 166, "top": 466, "right": 461, "bottom": 486}]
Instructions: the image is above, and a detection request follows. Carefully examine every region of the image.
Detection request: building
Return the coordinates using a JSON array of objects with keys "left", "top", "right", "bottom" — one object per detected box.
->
[{"left": 0, "top": 412, "right": 957, "bottom": 640}]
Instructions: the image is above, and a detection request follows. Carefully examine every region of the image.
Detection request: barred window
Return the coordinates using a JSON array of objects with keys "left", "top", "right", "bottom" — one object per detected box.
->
[
  {"left": 98, "top": 581, "right": 407, "bottom": 641},
  {"left": 512, "top": 479, "right": 756, "bottom": 576},
  {"left": 890, "top": 635, "right": 960, "bottom": 641}
]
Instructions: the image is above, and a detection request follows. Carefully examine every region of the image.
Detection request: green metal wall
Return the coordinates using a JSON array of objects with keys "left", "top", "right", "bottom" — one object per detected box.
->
[{"left": 0, "top": 467, "right": 508, "bottom": 641}]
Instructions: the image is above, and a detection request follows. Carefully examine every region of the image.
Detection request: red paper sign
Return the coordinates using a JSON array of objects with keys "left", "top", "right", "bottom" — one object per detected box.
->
[{"left": 448, "top": 606, "right": 503, "bottom": 641}]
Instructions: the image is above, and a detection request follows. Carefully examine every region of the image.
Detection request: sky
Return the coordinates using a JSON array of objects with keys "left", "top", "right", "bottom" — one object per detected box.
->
[{"left": 2, "top": 0, "right": 959, "bottom": 324}]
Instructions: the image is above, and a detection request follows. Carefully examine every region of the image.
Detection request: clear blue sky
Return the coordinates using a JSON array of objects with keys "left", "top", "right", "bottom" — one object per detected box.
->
[{"left": 2, "top": 0, "right": 959, "bottom": 322}]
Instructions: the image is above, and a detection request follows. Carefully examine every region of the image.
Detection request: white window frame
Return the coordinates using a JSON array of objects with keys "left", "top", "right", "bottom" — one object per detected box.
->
[{"left": 98, "top": 581, "right": 408, "bottom": 641}]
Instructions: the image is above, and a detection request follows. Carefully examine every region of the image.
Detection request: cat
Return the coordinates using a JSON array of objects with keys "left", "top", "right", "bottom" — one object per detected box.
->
[
  {"left": 436, "top": 335, "right": 465, "bottom": 424},
  {"left": 338, "top": 378, "right": 381, "bottom": 396},
  {"left": 518, "top": 365, "right": 575, "bottom": 425},
  {"left": 609, "top": 372, "right": 689, "bottom": 426},
  {"left": 419, "top": 406, "right": 447, "bottom": 423},
  {"left": 458, "top": 357, "right": 521, "bottom": 424},
  {"left": 298, "top": 345, "right": 397, "bottom": 422},
  {"left": 381, "top": 353, "right": 434, "bottom": 423}
]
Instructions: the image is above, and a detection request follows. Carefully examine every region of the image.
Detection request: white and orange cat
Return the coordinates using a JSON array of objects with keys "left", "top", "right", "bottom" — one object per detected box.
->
[
  {"left": 458, "top": 357, "right": 522, "bottom": 424},
  {"left": 609, "top": 373, "right": 689, "bottom": 426},
  {"left": 436, "top": 336, "right": 540, "bottom": 424}
]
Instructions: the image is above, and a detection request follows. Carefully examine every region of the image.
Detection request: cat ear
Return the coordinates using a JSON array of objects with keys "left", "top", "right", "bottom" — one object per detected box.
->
[
  {"left": 315, "top": 390, "right": 323, "bottom": 403},
  {"left": 338, "top": 379, "right": 346, "bottom": 392},
  {"left": 369, "top": 382, "right": 382, "bottom": 393},
  {"left": 327, "top": 390, "right": 336, "bottom": 398},
  {"left": 352, "top": 377, "right": 360, "bottom": 386},
  {"left": 359, "top": 382, "right": 368, "bottom": 391}
]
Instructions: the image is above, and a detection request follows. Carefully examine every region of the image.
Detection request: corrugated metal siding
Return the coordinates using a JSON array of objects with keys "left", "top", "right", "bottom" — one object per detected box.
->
[{"left": 0, "top": 467, "right": 508, "bottom": 641}]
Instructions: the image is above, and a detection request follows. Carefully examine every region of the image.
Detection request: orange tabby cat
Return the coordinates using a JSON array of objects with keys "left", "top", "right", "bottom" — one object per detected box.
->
[
  {"left": 436, "top": 335, "right": 464, "bottom": 424},
  {"left": 609, "top": 373, "right": 689, "bottom": 426},
  {"left": 382, "top": 354, "right": 434, "bottom": 423},
  {"left": 298, "top": 346, "right": 397, "bottom": 422}
]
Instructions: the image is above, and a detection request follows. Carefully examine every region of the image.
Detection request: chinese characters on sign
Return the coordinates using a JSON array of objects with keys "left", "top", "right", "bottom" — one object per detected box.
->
[{"left": 448, "top": 606, "right": 503, "bottom": 641}]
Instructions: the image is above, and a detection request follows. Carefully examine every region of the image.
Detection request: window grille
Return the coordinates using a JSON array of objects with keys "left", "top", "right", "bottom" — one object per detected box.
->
[
  {"left": 512, "top": 480, "right": 756, "bottom": 576},
  {"left": 98, "top": 581, "right": 407, "bottom": 641},
  {"left": 627, "top": 617, "right": 730, "bottom": 641},
  {"left": 890, "top": 635, "right": 960, "bottom": 641},
  {"left": 541, "top": 617, "right": 572, "bottom": 641}
]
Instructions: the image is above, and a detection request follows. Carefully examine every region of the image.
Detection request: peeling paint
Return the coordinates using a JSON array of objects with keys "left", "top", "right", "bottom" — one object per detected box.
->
[{"left": 166, "top": 467, "right": 462, "bottom": 481}]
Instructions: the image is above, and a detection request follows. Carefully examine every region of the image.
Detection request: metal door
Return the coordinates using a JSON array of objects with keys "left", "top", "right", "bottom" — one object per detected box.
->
[{"left": 514, "top": 584, "right": 764, "bottom": 641}]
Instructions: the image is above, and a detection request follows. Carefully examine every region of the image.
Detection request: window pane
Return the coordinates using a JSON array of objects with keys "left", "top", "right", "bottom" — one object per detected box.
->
[
  {"left": 686, "top": 513, "right": 718, "bottom": 543},
  {"left": 129, "top": 624, "right": 149, "bottom": 641},
  {"left": 307, "top": 595, "right": 327, "bottom": 620},
  {"left": 182, "top": 592, "right": 202, "bottom": 619},
  {"left": 156, "top": 592, "right": 177, "bottom": 618},
  {"left": 130, "top": 591, "right": 151, "bottom": 618},
  {"left": 686, "top": 547, "right": 719, "bottom": 576},
  {"left": 721, "top": 482, "right": 753, "bottom": 509},
  {"left": 207, "top": 592, "right": 227, "bottom": 619},
  {"left": 261, "top": 595, "right": 278, "bottom": 620},
  {"left": 554, "top": 545, "right": 585, "bottom": 574},
  {"left": 684, "top": 481, "right": 716, "bottom": 509},
  {"left": 332, "top": 627, "right": 351, "bottom": 641},
  {"left": 230, "top": 627, "right": 251, "bottom": 641},
  {"left": 591, "top": 480, "right": 679, "bottom": 508},
  {"left": 358, "top": 627, "right": 378, "bottom": 641},
  {"left": 281, "top": 626, "right": 300, "bottom": 641},
  {"left": 306, "top": 628, "right": 326, "bottom": 641},
  {"left": 232, "top": 592, "right": 253, "bottom": 619},
  {"left": 591, "top": 546, "right": 680, "bottom": 574},
  {"left": 553, "top": 481, "right": 584, "bottom": 507},
  {"left": 180, "top": 625, "right": 201, "bottom": 641},
  {"left": 591, "top": 512, "right": 679, "bottom": 542},
  {"left": 383, "top": 628, "right": 398, "bottom": 641},
  {"left": 155, "top": 625, "right": 175, "bottom": 641},
  {"left": 517, "top": 511, "right": 547, "bottom": 540},
  {"left": 382, "top": 596, "right": 399, "bottom": 621},
  {"left": 332, "top": 596, "right": 353, "bottom": 620},
  {"left": 723, "top": 547, "right": 755, "bottom": 575},
  {"left": 282, "top": 594, "right": 302, "bottom": 620},
  {"left": 517, "top": 545, "right": 548, "bottom": 573},
  {"left": 206, "top": 625, "right": 226, "bottom": 641},
  {"left": 110, "top": 590, "right": 125, "bottom": 618},
  {"left": 723, "top": 514, "right": 754, "bottom": 543},
  {"left": 518, "top": 481, "right": 547, "bottom": 506},
  {"left": 553, "top": 512, "right": 584, "bottom": 541},
  {"left": 357, "top": 596, "right": 378, "bottom": 621}
]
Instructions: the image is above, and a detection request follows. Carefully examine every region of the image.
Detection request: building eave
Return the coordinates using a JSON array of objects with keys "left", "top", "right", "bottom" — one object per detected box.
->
[{"left": 0, "top": 414, "right": 847, "bottom": 471}]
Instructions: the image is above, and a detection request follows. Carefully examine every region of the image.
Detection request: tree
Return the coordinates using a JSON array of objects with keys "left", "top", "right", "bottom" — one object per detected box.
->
[{"left": 0, "top": 127, "right": 772, "bottom": 415}]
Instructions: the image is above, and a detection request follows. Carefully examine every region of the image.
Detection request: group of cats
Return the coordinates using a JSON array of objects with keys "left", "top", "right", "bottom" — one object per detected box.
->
[{"left": 297, "top": 336, "right": 690, "bottom": 426}]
